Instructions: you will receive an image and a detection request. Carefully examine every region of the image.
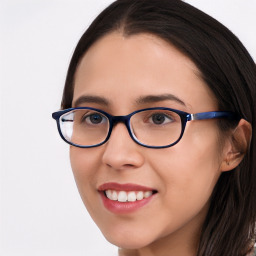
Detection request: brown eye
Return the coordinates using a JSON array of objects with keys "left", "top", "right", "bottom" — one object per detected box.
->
[
  {"left": 152, "top": 114, "right": 166, "bottom": 124},
  {"left": 81, "top": 112, "right": 107, "bottom": 125},
  {"left": 88, "top": 113, "right": 103, "bottom": 124},
  {"left": 150, "top": 113, "right": 174, "bottom": 125}
]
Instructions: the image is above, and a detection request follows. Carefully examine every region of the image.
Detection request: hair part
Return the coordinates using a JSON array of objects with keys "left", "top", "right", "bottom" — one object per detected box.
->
[{"left": 61, "top": 1, "right": 256, "bottom": 255}]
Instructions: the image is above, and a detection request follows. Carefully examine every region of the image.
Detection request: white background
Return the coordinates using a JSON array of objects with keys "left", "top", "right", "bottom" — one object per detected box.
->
[{"left": 1, "top": 0, "right": 256, "bottom": 255}]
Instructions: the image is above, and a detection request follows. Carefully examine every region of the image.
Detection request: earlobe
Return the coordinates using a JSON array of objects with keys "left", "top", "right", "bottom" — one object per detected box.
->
[{"left": 221, "top": 119, "right": 252, "bottom": 172}]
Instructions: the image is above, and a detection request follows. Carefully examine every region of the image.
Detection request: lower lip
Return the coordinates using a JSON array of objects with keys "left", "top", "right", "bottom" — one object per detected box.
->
[{"left": 99, "top": 192, "right": 155, "bottom": 214}]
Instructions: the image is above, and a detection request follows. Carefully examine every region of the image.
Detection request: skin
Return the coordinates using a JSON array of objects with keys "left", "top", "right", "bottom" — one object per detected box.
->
[{"left": 69, "top": 32, "right": 237, "bottom": 256}]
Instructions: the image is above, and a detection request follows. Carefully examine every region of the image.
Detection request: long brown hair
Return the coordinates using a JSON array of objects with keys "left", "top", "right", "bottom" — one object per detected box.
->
[{"left": 61, "top": 1, "right": 256, "bottom": 255}]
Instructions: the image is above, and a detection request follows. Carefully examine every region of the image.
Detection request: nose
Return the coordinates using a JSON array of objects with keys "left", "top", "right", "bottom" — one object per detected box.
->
[{"left": 102, "top": 123, "right": 145, "bottom": 170}]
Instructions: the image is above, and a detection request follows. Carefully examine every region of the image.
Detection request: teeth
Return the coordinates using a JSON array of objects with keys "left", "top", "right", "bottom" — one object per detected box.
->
[
  {"left": 106, "top": 190, "right": 112, "bottom": 199},
  {"left": 136, "top": 191, "right": 143, "bottom": 200},
  {"left": 144, "top": 191, "right": 152, "bottom": 198},
  {"left": 127, "top": 192, "right": 136, "bottom": 202},
  {"left": 112, "top": 191, "right": 118, "bottom": 200},
  {"left": 118, "top": 191, "right": 127, "bottom": 202},
  {"left": 105, "top": 190, "right": 153, "bottom": 202}
]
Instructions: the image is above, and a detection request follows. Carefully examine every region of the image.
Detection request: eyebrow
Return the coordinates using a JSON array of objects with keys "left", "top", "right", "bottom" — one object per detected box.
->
[
  {"left": 73, "top": 95, "right": 110, "bottom": 107},
  {"left": 73, "top": 93, "right": 186, "bottom": 108},
  {"left": 135, "top": 94, "right": 186, "bottom": 106}
]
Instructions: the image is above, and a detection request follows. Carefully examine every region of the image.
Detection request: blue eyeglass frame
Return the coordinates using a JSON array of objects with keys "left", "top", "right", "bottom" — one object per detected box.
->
[{"left": 52, "top": 107, "right": 240, "bottom": 149}]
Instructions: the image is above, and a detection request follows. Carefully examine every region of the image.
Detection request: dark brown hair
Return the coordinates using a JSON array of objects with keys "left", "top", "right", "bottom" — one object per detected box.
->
[{"left": 61, "top": 0, "right": 256, "bottom": 255}]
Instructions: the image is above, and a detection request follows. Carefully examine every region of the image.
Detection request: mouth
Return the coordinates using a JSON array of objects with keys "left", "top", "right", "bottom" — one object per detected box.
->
[
  {"left": 104, "top": 190, "right": 155, "bottom": 202},
  {"left": 98, "top": 183, "right": 158, "bottom": 214}
]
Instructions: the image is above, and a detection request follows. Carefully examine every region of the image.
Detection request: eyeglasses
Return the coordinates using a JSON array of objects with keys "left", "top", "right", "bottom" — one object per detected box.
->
[{"left": 52, "top": 107, "right": 239, "bottom": 149}]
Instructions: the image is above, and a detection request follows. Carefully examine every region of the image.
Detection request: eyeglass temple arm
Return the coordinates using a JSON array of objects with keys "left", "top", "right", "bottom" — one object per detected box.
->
[{"left": 188, "top": 111, "right": 240, "bottom": 121}]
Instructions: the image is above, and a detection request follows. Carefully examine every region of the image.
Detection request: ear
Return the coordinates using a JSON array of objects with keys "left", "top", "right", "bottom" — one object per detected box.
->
[{"left": 220, "top": 119, "right": 252, "bottom": 172}]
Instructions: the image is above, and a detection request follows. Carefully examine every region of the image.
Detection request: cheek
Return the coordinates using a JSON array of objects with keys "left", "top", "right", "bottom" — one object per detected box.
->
[
  {"left": 175, "top": 122, "right": 223, "bottom": 178},
  {"left": 69, "top": 147, "right": 102, "bottom": 207},
  {"left": 70, "top": 147, "right": 96, "bottom": 179},
  {"left": 150, "top": 125, "right": 222, "bottom": 216}
]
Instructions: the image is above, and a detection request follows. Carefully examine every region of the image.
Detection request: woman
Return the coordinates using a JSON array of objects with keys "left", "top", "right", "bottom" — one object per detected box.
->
[{"left": 52, "top": 0, "right": 256, "bottom": 255}]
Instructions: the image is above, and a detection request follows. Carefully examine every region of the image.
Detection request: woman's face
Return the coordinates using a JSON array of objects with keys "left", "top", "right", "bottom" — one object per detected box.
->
[{"left": 70, "top": 33, "right": 226, "bottom": 252}]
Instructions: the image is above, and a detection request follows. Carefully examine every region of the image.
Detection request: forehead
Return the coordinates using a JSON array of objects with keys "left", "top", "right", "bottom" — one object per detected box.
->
[{"left": 73, "top": 32, "right": 217, "bottom": 113}]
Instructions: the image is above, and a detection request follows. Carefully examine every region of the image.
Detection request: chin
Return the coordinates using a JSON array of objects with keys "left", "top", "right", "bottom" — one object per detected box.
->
[
  {"left": 102, "top": 230, "right": 156, "bottom": 250},
  {"left": 106, "top": 239, "right": 148, "bottom": 250}
]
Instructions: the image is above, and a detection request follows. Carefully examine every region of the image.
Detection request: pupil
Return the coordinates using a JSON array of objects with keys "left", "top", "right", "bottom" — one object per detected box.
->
[
  {"left": 90, "top": 114, "right": 102, "bottom": 124},
  {"left": 152, "top": 114, "right": 165, "bottom": 124}
]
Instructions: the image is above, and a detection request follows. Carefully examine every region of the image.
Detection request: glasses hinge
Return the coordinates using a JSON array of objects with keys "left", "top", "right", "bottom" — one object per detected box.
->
[{"left": 190, "top": 114, "right": 197, "bottom": 121}]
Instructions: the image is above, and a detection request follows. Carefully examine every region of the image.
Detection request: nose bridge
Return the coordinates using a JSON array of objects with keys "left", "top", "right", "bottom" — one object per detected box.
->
[
  {"left": 110, "top": 115, "right": 131, "bottom": 137},
  {"left": 112, "top": 115, "right": 129, "bottom": 126},
  {"left": 102, "top": 116, "right": 144, "bottom": 170},
  {"left": 108, "top": 115, "right": 132, "bottom": 144}
]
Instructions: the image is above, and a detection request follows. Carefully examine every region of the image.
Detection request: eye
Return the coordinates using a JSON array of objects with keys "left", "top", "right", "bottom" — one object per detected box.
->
[
  {"left": 89, "top": 113, "right": 103, "bottom": 124},
  {"left": 82, "top": 112, "right": 107, "bottom": 125},
  {"left": 150, "top": 113, "right": 174, "bottom": 125}
]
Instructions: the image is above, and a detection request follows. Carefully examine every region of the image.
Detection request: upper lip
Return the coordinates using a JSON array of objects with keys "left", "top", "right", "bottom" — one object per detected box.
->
[{"left": 98, "top": 182, "right": 157, "bottom": 192}]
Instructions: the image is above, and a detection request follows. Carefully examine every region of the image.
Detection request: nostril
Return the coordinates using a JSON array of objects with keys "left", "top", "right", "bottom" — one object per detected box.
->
[{"left": 124, "top": 164, "right": 135, "bottom": 168}]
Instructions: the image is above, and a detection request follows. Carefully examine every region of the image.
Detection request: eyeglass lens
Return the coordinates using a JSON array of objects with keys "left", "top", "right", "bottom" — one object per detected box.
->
[{"left": 59, "top": 109, "right": 182, "bottom": 147}]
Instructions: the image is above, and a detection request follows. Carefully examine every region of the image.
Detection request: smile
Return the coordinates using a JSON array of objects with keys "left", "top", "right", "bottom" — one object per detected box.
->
[
  {"left": 105, "top": 190, "right": 153, "bottom": 202},
  {"left": 98, "top": 183, "right": 157, "bottom": 214}
]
